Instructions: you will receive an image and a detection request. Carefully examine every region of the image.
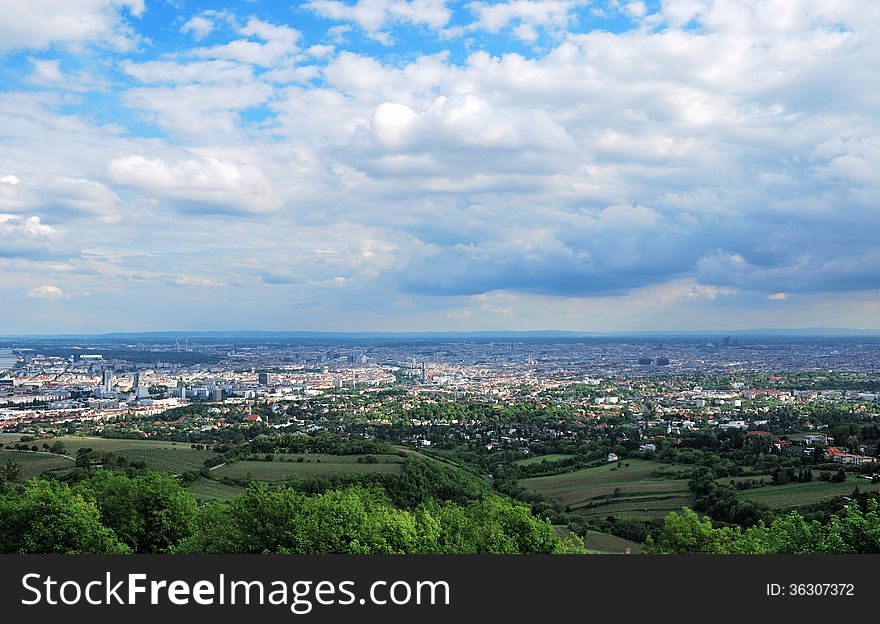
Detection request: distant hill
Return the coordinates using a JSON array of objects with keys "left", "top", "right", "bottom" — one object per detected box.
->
[{"left": 2, "top": 327, "right": 879, "bottom": 340}]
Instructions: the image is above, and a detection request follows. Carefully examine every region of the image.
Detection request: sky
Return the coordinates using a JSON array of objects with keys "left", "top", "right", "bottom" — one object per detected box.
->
[{"left": 1, "top": 0, "right": 879, "bottom": 334}]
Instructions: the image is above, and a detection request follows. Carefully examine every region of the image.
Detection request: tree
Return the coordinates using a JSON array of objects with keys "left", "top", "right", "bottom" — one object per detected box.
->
[
  {"left": 75, "top": 447, "right": 98, "bottom": 473},
  {"left": 175, "top": 484, "right": 580, "bottom": 554},
  {"left": 643, "top": 508, "right": 739, "bottom": 554},
  {"left": 0, "top": 459, "right": 23, "bottom": 484},
  {"left": 76, "top": 471, "right": 197, "bottom": 553},
  {"left": 0, "top": 480, "right": 128, "bottom": 553}
]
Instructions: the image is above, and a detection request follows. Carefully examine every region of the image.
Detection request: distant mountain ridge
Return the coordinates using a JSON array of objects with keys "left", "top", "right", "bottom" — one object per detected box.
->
[{"left": 2, "top": 327, "right": 880, "bottom": 339}]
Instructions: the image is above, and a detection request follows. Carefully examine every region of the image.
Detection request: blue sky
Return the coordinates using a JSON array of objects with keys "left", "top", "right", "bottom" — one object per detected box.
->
[{"left": 1, "top": 0, "right": 879, "bottom": 334}]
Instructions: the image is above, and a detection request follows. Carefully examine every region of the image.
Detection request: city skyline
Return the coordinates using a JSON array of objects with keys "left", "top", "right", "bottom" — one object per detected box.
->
[{"left": 2, "top": 1, "right": 880, "bottom": 334}]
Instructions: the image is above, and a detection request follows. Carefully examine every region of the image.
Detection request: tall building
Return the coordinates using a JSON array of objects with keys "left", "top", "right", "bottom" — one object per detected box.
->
[
  {"left": 258, "top": 372, "right": 272, "bottom": 386},
  {"left": 101, "top": 369, "right": 114, "bottom": 393}
]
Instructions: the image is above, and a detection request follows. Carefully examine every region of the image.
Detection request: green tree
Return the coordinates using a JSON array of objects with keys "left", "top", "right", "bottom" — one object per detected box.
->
[
  {"left": 76, "top": 471, "right": 197, "bottom": 553},
  {"left": 644, "top": 508, "right": 739, "bottom": 554},
  {"left": 0, "top": 459, "right": 23, "bottom": 484},
  {"left": 0, "top": 480, "right": 128, "bottom": 553},
  {"left": 75, "top": 447, "right": 98, "bottom": 473}
]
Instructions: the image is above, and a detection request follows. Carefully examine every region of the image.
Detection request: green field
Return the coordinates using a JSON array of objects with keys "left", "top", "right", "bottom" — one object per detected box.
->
[
  {"left": 186, "top": 479, "right": 248, "bottom": 502},
  {"left": 50, "top": 436, "right": 193, "bottom": 454},
  {"left": 738, "top": 478, "right": 880, "bottom": 509},
  {"left": 214, "top": 460, "right": 404, "bottom": 482},
  {"left": 584, "top": 530, "right": 642, "bottom": 554},
  {"left": 46, "top": 436, "right": 216, "bottom": 474},
  {"left": 520, "top": 459, "right": 692, "bottom": 520},
  {"left": 0, "top": 450, "right": 74, "bottom": 478},
  {"left": 514, "top": 453, "right": 573, "bottom": 466},
  {"left": 268, "top": 453, "right": 404, "bottom": 464}
]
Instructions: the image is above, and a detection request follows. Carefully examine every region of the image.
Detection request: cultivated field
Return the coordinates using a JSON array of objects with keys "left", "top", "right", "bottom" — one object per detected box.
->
[
  {"left": 514, "top": 453, "right": 573, "bottom": 466},
  {"left": 214, "top": 460, "right": 404, "bottom": 482},
  {"left": 47, "top": 436, "right": 216, "bottom": 474},
  {"left": 738, "top": 477, "right": 880, "bottom": 509},
  {"left": 0, "top": 450, "right": 74, "bottom": 478},
  {"left": 49, "top": 436, "right": 192, "bottom": 453},
  {"left": 584, "top": 530, "right": 642, "bottom": 554},
  {"left": 520, "top": 459, "right": 692, "bottom": 520},
  {"left": 268, "top": 453, "right": 404, "bottom": 464},
  {"left": 186, "top": 479, "right": 248, "bottom": 502}
]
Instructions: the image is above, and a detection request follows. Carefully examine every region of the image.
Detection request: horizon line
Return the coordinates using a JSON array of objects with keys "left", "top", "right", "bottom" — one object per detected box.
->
[{"left": 3, "top": 327, "right": 880, "bottom": 339}]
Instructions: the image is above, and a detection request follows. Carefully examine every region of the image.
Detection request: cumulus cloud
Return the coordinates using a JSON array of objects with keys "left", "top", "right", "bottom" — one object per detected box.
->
[
  {"left": 3, "top": 0, "right": 880, "bottom": 331},
  {"left": 340, "top": 93, "right": 577, "bottom": 186},
  {"left": 0, "top": 214, "right": 65, "bottom": 258},
  {"left": 193, "top": 17, "right": 301, "bottom": 67},
  {"left": 122, "top": 80, "right": 274, "bottom": 137},
  {"left": 466, "top": 0, "right": 588, "bottom": 40},
  {"left": 27, "top": 284, "right": 65, "bottom": 299},
  {"left": 0, "top": 0, "right": 144, "bottom": 53},
  {"left": 107, "top": 153, "right": 279, "bottom": 214},
  {"left": 181, "top": 16, "right": 215, "bottom": 41},
  {"left": 305, "top": 0, "right": 452, "bottom": 42}
]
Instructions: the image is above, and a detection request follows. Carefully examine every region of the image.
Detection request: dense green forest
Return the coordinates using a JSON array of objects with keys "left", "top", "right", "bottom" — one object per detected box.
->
[
  {"left": 645, "top": 501, "right": 880, "bottom": 554},
  {"left": 0, "top": 469, "right": 580, "bottom": 554}
]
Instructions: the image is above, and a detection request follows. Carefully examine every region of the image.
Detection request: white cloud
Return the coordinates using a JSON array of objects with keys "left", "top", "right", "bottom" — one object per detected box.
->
[
  {"left": 342, "top": 93, "right": 577, "bottom": 184},
  {"left": 44, "top": 177, "right": 125, "bottom": 222},
  {"left": 27, "top": 284, "right": 65, "bottom": 299},
  {"left": 181, "top": 16, "right": 214, "bottom": 41},
  {"left": 466, "top": 0, "right": 588, "bottom": 40},
  {"left": 194, "top": 17, "right": 300, "bottom": 67},
  {"left": 0, "top": 214, "right": 65, "bottom": 259},
  {"left": 28, "top": 58, "right": 63, "bottom": 83},
  {"left": 121, "top": 59, "right": 253, "bottom": 84},
  {"left": 4, "top": 0, "right": 880, "bottom": 331},
  {"left": 122, "top": 80, "right": 274, "bottom": 137},
  {"left": 107, "top": 152, "right": 279, "bottom": 214},
  {"left": 169, "top": 275, "right": 227, "bottom": 288},
  {"left": 306, "top": 0, "right": 452, "bottom": 41},
  {"left": 0, "top": 0, "right": 144, "bottom": 53}
]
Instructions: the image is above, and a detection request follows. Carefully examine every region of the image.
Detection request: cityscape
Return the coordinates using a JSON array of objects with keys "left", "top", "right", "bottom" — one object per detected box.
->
[
  {"left": 2, "top": 332, "right": 880, "bottom": 554},
  {"left": 2, "top": 0, "right": 880, "bottom": 569}
]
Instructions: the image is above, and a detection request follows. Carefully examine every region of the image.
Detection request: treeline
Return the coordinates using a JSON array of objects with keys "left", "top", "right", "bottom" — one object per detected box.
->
[
  {"left": 245, "top": 433, "right": 397, "bottom": 456},
  {"left": 645, "top": 501, "right": 880, "bottom": 554},
  {"left": 195, "top": 433, "right": 402, "bottom": 470},
  {"left": 0, "top": 472, "right": 579, "bottom": 554},
  {"left": 219, "top": 458, "right": 491, "bottom": 510}
]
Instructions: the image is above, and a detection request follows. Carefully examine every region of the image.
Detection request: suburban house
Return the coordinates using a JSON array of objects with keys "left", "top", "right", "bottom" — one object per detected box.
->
[{"left": 826, "top": 447, "right": 876, "bottom": 466}]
